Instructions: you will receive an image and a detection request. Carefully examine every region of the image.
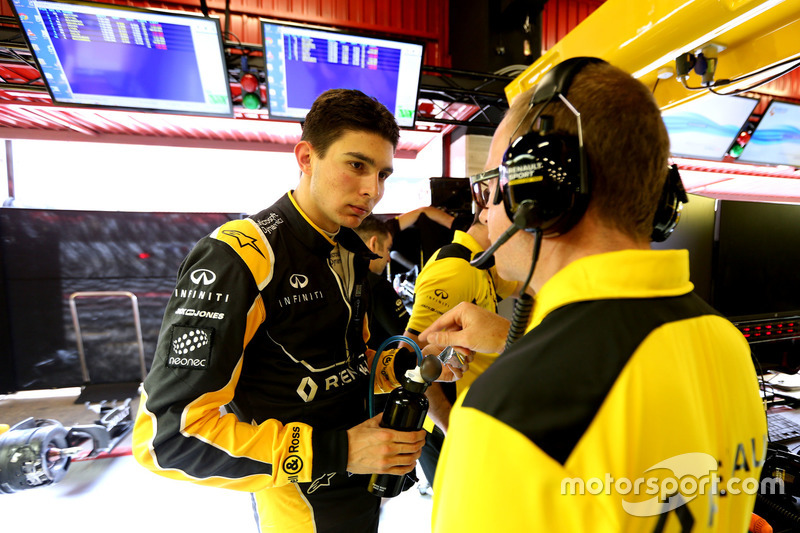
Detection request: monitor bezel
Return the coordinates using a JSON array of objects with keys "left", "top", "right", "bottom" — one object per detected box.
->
[
  {"left": 9, "top": 0, "right": 234, "bottom": 118},
  {"left": 259, "top": 17, "right": 425, "bottom": 128}
]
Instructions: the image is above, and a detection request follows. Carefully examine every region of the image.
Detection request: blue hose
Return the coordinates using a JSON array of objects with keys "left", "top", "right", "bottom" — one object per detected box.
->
[{"left": 368, "top": 335, "right": 422, "bottom": 418}]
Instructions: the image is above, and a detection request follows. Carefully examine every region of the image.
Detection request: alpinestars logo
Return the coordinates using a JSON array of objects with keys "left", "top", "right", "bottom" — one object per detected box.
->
[
  {"left": 290, "top": 274, "right": 309, "bottom": 289},
  {"left": 222, "top": 229, "right": 265, "bottom": 258},
  {"left": 308, "top": 473, "right": 336, "bottom": 494},
  {"left": 167, "top": 326, "right": 213, "bottom": 369}
]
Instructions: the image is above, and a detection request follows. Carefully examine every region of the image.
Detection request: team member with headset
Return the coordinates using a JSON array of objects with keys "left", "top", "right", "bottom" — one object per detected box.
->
[{"left": 420, "top": 58, "right": 767, "bottom": 531}]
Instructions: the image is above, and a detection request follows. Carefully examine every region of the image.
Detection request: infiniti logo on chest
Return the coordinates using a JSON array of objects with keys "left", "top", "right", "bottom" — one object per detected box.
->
[{"left": 290, "top": 274, "right": 309, "bottom": 289}]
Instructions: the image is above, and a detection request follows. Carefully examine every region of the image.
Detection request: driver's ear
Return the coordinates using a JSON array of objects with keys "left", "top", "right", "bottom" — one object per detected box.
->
[
  {"left": 295, "top": 140, "right": 314, "bottom": 176},
  {"left": 367, "top": 235, "right": 379, "bottom": 254}
]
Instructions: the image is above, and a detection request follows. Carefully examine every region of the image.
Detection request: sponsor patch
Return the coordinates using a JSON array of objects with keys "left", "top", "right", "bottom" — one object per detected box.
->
[
  {"left": 167, "top": 325, "right": 213, "bottom": 369},
  {"left": 283, "top": 455, "right": 304, "bottom": 475}
]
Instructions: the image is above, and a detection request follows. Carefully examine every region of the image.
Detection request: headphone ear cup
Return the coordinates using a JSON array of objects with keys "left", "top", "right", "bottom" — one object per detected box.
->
[
  {"left": 651, "top": 165, "right": 688, "bottom": 242},
  {"left": 500, "top": 131, "right": 589, "bottom": 235}
]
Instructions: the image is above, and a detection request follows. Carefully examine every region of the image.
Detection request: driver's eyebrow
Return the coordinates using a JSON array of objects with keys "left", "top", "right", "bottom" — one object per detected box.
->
[{"left": 345, "top": 151, "right": 393, "bottom": 175}]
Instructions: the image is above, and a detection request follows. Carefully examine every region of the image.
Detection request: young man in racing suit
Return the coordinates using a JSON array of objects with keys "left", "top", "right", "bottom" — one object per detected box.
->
[{"left": 132, "top": 89, "right": 432, "bottom": 533}]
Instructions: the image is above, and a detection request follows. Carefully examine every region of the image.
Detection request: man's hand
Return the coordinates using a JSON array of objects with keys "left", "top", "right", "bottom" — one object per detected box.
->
[
  {"left": 419, "top": 302, "right": 510, "bottom": 357},
  {"left": 403, "top": 331, "right": 471, "bottom": 383},
  {"left": 426, "top": 349, "right": 471, "bottom": 382},
  {"left": 346, "top": 414, "right": 426, "bottom": 475}
]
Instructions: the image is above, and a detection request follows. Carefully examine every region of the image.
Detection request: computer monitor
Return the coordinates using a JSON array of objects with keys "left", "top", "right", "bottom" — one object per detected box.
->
[
  {"left": 738, "top": 101, "right": 800, "bottom": 168},
  {"left": 10, "top": 0, "right": 233, "bottom": 117},
  {"left": 261, "top": 19, "right": 424, "bottom": 127},
  {"left": 713, "top": 199, "right": 800, "bottom": 320},
  {"left": 661, "top": 95, "right": 758, "bottom": 161}
]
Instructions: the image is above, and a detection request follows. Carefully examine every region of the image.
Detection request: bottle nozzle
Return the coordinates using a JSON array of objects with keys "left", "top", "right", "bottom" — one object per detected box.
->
[{"left": 418, "top": 355, "right": 442, "bottom": 384}]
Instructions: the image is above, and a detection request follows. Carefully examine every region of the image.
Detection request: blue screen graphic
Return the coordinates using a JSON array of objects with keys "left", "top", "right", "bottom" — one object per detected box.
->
[
  {"left": 262, "top": 21, "right": 422, "bottom": 127},
  {"left": 9, "top": 0, "right": 233, "bottom": 117},
  {"left": 662, "top": 95, "right": 758, "bottom": 160},
  {"left": 41, "top": 9, "right": 203, "bottom": 102},
  {"left": 282, "top": 35, "right": 400, "bottom": 112}
]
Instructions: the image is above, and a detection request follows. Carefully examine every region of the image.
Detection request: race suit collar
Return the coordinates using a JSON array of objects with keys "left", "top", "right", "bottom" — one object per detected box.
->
[{"left": 281, "top": 191, "right": 377, "bottom": 260}]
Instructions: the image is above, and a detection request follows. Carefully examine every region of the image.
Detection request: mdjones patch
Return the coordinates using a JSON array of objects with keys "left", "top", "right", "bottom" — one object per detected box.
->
[{"left": 167, "top": 325, "right": 213, "bottom": 369}]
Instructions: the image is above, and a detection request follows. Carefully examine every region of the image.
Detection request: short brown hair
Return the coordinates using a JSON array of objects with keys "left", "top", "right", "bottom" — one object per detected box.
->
[
  {"left": 354, "top": 214, "right": 392, "bottom": 244},
  {"left": 505, "top": 61, "right": 670, "bottom": 240},
  {"left": 301, "top": 89, "right": 400, "bottom": 158}
]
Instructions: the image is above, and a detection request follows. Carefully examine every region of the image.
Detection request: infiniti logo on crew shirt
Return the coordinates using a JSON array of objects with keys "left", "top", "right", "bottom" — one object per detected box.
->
[
  {"left": 190, "top": 269, "right": 217, "bottom": 285},
  {"left": 290, "top": 274, "right": 309, "bottom": 289}
]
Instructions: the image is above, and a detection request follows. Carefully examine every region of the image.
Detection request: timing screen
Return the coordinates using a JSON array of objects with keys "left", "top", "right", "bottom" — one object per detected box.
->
[
  {"left": 263, "top": 22, "right": 422, "bottom": 126},
  {"left": 12, "top": 0, "right": 232, "bottom": 116}
]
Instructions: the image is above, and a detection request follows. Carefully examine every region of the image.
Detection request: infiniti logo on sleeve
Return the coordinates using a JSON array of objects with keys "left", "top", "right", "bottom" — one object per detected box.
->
[
  {"left": 290, "top": 274, "right": 309, "bottom": 289},
  {"left": 190, "top": 269, "right": 217, "bottom": 285}
]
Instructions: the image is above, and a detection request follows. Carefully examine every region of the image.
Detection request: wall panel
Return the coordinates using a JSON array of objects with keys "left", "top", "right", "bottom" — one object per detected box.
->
[
  {"left": 0, "top": 0, "right": 450, "bottom": 66},
  {"left": 541, "top": 0, "right": 605, "bottom": 53}
]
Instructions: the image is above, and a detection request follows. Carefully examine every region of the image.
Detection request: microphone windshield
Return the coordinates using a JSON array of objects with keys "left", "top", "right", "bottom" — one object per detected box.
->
[{"left": 389, "top": 251, "right": 416, "bottom": 271}]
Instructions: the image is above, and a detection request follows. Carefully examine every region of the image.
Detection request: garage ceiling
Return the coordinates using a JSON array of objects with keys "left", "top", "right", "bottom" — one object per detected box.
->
[{"left": 0, "top": 1, "right": 798, "bottom": 201}]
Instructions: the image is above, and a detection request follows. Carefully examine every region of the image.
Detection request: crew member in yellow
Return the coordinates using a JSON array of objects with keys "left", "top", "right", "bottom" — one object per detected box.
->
[{"left": 420, "top": 58, "right": 767, "bottom": 532}]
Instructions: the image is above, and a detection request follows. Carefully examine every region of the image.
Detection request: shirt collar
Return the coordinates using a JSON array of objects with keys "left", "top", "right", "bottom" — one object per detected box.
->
[
  {"left": 452, "top": 230, "right": 485, "bottom": 255},
  {"left": 528, "top": 249, "right": 694, "bottom": 332}
]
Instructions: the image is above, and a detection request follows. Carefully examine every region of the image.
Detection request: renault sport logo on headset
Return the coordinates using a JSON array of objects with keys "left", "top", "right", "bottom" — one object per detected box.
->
[{"left": 290, "top": 274, "right": 309, "bottom": 289}]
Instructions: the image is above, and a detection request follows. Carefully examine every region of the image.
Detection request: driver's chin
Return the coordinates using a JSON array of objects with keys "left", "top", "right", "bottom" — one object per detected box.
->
[{"left": 340, "top": 213, "right": 365, "bottom": 229}]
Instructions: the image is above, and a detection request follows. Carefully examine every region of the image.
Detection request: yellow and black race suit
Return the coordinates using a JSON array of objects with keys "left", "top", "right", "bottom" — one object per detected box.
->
[
  {"left": 133, "top": 192, "right": 401, "bottom": 533},
  {"left": 406, "top": 230, "right": 515, "bottom": 396},
  {"left": 432, "top": 249, "right": 768, "bottom": 532}
]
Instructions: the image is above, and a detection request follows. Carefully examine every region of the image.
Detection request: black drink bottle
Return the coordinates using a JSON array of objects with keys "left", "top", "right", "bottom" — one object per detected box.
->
[{"left": 367, "top": 369, "right": 430, "bottom": 498}]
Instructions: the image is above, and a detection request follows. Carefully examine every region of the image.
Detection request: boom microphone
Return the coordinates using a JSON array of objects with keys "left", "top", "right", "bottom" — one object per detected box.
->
[
  {"left": 389, "top": 251, "right": 416, "bottom": 271},
  {"left": 470, "top": 201, "right": 534, "bottom": 270}
]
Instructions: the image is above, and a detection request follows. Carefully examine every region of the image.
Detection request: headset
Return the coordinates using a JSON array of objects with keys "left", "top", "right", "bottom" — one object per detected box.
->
[
  {"left": 652, "top": 163, "right": 689, "bottom": 242},
  {"left": 493, "top": 56, "right": 687, "bottom": 241}
]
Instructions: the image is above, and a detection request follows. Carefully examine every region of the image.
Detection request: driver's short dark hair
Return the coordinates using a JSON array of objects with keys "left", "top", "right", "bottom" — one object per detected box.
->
[{"left": 301, "top": 89, "right": 400, "bottom": 158}]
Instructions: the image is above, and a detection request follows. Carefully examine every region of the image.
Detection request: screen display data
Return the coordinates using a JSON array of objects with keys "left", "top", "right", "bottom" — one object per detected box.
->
[
  {"left": 12, "top": 0, "right": 233, "bottom": 117},
  {"left": 661, "top": 95, "right": 758, "bottom": 161},
  {"left": 738, "top": 101, "right": 800, "bottom": 168},
  {"left": 262, "top": 21, "right": 423, "bottom": 127}
]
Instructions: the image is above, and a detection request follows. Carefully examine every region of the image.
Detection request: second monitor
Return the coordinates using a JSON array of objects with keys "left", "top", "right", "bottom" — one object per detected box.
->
[{"left": 262, "top": 19, "right": 424, "bottom": 127}]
